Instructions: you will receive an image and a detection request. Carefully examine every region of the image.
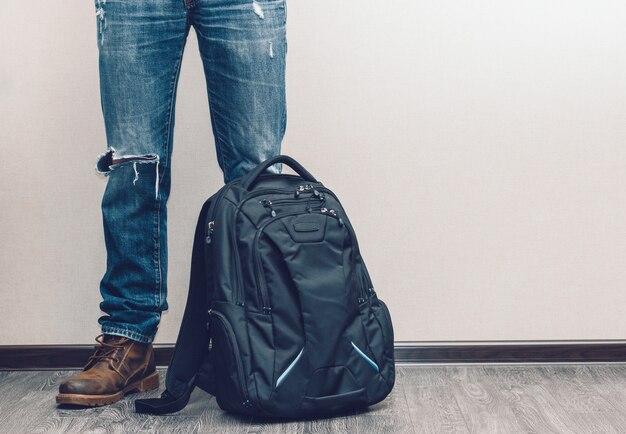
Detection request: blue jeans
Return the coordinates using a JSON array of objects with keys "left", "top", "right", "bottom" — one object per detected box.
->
[{"left": 93, "top": 0, "right": 287, "bottom": 343}]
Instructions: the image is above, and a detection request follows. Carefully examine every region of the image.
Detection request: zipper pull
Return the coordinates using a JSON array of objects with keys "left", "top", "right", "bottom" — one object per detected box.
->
[
  {"left": 206, "top": 308, "right": 213, "bottom": 330},
  {"left": 305, "top": 189, "right": 323, "bottom": 212},
  {"left": 325, "top": 209, "right": 344, "bottom": 226},
  {"left": 205, "top": 221, "right": 215, "bottom": 244},
  {"left": 261, "top": 199, "right": 277, "bottom": 217},
  {"left": 319, "top": 192, "right": 326, "bottom": 208}
]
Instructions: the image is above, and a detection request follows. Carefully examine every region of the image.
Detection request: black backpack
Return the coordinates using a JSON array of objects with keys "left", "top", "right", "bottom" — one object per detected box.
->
[{"left": 135, "top": 155, "right": 395, "bottom": 418}]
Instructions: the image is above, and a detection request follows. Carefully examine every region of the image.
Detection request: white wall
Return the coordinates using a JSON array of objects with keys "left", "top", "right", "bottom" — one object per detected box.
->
[{"left": 1, "top": 0, "right": 625, "bottom": 345}]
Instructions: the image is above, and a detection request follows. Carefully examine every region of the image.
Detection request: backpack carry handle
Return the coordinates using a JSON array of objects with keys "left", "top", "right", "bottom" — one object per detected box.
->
[{"left": 241, "top": 155, "right": 318, "bottom": 191}]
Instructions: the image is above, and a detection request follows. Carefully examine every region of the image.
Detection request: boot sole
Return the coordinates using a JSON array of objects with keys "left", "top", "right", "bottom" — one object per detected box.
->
[{"left": 56, "top": 371, "right": 160, "bottom": 407}]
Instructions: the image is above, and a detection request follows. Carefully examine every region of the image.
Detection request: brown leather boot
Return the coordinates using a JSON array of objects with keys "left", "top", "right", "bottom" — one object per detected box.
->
[{"left": 56, "top": 334, "right": 159, "bottom": 406}]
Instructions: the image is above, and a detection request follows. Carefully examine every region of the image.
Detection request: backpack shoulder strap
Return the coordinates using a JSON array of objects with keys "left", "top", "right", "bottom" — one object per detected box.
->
[{"left": 135, "top": 196, "right": 215, "bottom": 415}]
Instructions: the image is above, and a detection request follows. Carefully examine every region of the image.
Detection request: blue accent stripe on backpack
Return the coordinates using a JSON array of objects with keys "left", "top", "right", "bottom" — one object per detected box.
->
[
  {"left": 351, "top": 341, "right": 379, "bottom": 372},
  {"left": 276, "top": 347, "right": 304, "bottom": 387}
]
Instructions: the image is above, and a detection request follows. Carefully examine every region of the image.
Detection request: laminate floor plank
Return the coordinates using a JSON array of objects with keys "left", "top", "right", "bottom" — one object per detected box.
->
[
  {"left": 484, "top": 365, "right": 625, "bottom": 434},
  {"left": 404, "top": 385, "right": 469, "bottom": 433},
  {"left": 0, "top": 371, "right": 62, "bottom": 429},
  {"left": 1, "top": 365, "right": 625, "bottom": 433},
  {"left": 536, "top": 366, "right": 626, "bottom": 433},
  {"left": 580, "top": 365, "right": 626, "bottom": 420},
  {"left": 446, "top": 366, "right": 524, "bottom": 433},
  {"left": 250, "top": 410, "right": 360, "bottom": 434},
  {"left": 467, "top": 366, "right": 575, "bottom": 433},
  {"left": 399, "top": 367, "right": 463, "bottom": 433}
]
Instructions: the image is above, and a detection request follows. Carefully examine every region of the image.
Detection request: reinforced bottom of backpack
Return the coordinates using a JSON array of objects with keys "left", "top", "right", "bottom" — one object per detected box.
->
[{"left": 198, "top": 293, "right": 395, "bottom": 419}]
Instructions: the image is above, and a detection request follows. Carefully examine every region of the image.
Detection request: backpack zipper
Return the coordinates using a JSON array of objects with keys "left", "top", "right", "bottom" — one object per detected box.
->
[
  {"left": 253, "top": 209, "right": 317, "bottom": 313},
  {"left": 318, "top": 207, "right": 373, "bottom": 302},
  {"left": 205, "top": 220, "right": 215, "bottom": 244},
  {"left": 234, "top": 183, "right": 325, "bottom": 216},
  {"left": 234, "top": 185, "right": 323, "bottom": 216},
  {"left": 208, "top": 309, "right": 252, "bottom": 409},
  {"left": 204, "top": 177, "right": 240, "bottom": 246},
  {"left": 261, "top": 193, "right": 326, "bottom": 217},
  {"left": 204, "top": 179, "right": 245, "bottom": 306}
]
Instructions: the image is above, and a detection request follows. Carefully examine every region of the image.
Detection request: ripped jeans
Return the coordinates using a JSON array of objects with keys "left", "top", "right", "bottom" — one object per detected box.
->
[{"left": 93, "top": 0, "right": 287, "bottom": 343}]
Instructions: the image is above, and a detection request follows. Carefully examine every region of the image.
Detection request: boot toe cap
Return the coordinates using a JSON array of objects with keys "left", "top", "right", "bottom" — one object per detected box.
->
[
  {"left": 59, "top": 378, "right": 89, "bottom": 395},
  {"left": 59, "top": 377, "right": 110, "bottom": 395}
]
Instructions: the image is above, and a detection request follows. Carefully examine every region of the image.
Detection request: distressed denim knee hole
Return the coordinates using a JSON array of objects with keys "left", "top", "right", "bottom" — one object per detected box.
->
[{"left": 95, "top": 148, "right": 161, "bottom": 199}]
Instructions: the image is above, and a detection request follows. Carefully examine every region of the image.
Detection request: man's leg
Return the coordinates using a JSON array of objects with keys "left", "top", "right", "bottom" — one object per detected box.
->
[
  {"left": 95, "top": 0, "right": 191, "bottom": 344},
  {"left": 190, "top": 0, "right": 288, "bottom": 181},
  {"left": 57, "top": 0, "right": 192, "bottom": 406}
]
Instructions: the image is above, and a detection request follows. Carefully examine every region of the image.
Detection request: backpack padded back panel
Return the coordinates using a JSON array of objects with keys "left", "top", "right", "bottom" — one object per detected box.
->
[{"left": 135, "top": 155, "right": 395, "bottom": 419}]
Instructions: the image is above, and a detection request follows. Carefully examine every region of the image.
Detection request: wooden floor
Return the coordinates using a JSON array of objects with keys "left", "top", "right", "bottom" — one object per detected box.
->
[{"left": 0, "top": 365, "right": 625, "bottom": 433}]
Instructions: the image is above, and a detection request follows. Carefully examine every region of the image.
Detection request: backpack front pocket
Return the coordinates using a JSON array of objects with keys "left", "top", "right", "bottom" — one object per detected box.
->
[
  {"left": 209, "top": 309, "right": 253, "bottom": 412},
  {"left": 253, "top": 208, "right": 358, "bottom": 312}
]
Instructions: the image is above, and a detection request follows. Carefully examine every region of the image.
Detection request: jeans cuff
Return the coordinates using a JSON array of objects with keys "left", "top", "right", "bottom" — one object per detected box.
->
[{"left": 101, "top": 326, "right": 155, "bottom": 344}]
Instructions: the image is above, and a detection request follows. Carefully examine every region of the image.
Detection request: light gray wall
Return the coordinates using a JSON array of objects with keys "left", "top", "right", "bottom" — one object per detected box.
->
[{"left": 1, "top": 0, "right": 625, "bottom": 345}]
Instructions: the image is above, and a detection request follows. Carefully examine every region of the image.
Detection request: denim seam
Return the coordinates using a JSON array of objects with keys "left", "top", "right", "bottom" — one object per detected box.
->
[
  {"left": 208, "top": 105, "right": 228, "bottom": 176},
  {"left": 154, "top": 193, "right": 161, "bottom": 309},
  {"left": 101, "top": 326, "right": 154, "bottom": 344},
  {"left": 160, "top": 27, "right": 189, "bottom": 190},
  {"left": 155, "top": 27, "right": 189, "bottom": 309}
]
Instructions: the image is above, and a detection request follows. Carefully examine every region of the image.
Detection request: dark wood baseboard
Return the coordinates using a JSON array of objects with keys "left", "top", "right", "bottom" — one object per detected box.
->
[
  {"left": 1, "top": 343, "right": 625, "bottom": 370},
  {"left": 393, "top": 343, "right": 626, "bottom": 364},
  {"left": 0, "top": 345, "right": 175, "bottom": 371}
]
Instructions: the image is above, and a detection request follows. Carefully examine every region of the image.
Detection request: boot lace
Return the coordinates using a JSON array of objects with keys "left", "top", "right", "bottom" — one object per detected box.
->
[{"left": 85, "top": 334, "right": 126, "bottom": 367}]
